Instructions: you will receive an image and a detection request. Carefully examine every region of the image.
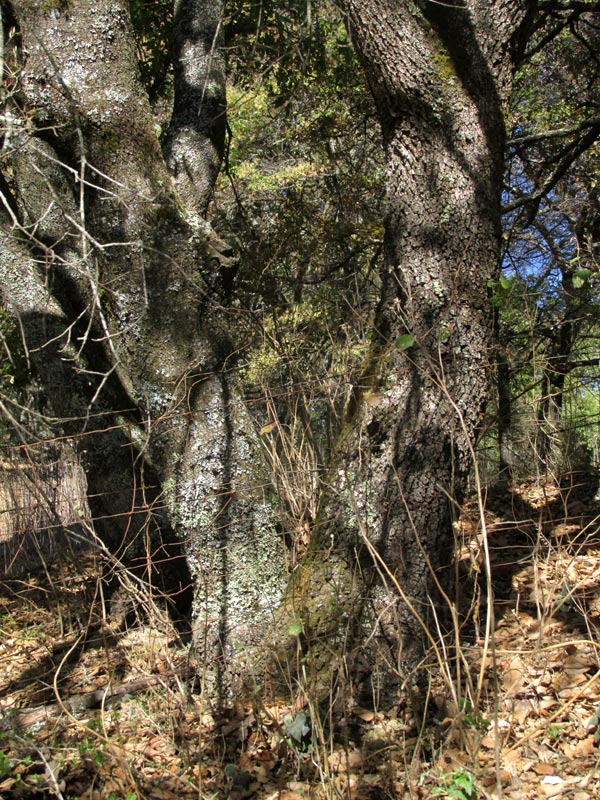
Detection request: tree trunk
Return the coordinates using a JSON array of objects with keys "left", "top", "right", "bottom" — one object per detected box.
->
[
  {"left": 163, "top": 0, "right": 227, "bottom": 217},
  {"left": 0, "top": 0, "right": 285, "bottom": 704},
  {"left": 497, "top": 341, "right": 514, "bottom": 481},
  {"left": 266, "top": 0, "right": 535, "bottom": 702},
  {"left": 535, "top": 265, "right": 586, "bottom": 477}
]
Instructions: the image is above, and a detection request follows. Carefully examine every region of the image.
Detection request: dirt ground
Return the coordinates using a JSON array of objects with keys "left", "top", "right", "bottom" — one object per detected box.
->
[{"left": 2, "top": 478, "right": 600, "bottom": 799}]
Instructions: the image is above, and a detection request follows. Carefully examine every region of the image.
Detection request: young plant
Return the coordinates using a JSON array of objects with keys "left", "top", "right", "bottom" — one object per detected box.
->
[{"left": 431, "top": 767, "right": 478, "bottom": 800}]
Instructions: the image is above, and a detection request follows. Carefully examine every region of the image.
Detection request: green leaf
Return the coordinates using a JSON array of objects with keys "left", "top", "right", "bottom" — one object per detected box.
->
[
  {"left": 573, "top": 269, "right": 592, "bottom": 289},
  {"left": 395, "top": 334, "right": 415, "bottom": 351},
  {"left": 439, "top": 326, "right": 452, "bottom": 343},
  {"left": 0, "top": 750, "right": 10, "bottom": 777},
  {"left": 499, "top": 275, "right": 512, "bottom": 290},
  {"left": 288, "top": 621, "right": 303, "bottom": 636},
  {"left": 283, "top": 711, "right": 310, "bottom": 743}
]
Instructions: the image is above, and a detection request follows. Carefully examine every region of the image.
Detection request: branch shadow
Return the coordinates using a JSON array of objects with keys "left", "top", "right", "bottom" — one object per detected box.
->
[{"left": 13, "top": 309, "right": 194, "bottom": 629}]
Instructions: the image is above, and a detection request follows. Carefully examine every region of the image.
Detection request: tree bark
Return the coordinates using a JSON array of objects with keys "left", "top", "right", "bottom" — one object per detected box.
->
[
  {"left": 163, "top": 0, "right": 227, "bottom": 217},
  {"left": 1, "top": 0, "right": 285, "bottom": 704},
  {"left": 2, "top": 0, "right": 545, "bottom": 712},
  {"left": 266, "top": 0, "right": 536, "bottom": 702}
]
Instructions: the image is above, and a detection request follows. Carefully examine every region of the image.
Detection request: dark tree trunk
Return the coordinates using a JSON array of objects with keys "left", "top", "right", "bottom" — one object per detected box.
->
[
  {"left": 497, "top": 341, "right": 514, "bottom": 481},
  {"left": 535, "top": 264, "right": 588, "bottom": 477},
  {"left": 266, "top": 0, "right": 536, "bottom": 701}
]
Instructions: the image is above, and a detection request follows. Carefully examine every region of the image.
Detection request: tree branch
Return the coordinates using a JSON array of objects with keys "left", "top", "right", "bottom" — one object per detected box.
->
[
  {"left": 537, "top": 1, "right": 600, "bottom": 11},
  {"left": 503, "top": 124, "right": 600, "bottom": 219},
  {"left": 508, "top": 116, "right": 600, "bottom": 147}
]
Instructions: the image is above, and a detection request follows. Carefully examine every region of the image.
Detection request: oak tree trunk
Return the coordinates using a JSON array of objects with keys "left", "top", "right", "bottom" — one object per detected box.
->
[
  {"left": 268, "top": 0, "right": 535, "bottom": 701},
  {"left": 0, "top": 0, "right": 285, "bottom": 704}
]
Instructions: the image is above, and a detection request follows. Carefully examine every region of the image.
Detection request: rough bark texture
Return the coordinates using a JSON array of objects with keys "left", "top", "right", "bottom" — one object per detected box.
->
[
  {"left": 267, "top": 0, "right": 536, "bottom": 702},
  {"left": 2, "top": 0, "right": 544, "bottom": 711},
  {"left": 0, "top": 0, "right": 284, "bottom": 703},
  {"left": 163, "top": 0, "right": 227, "bottom": 217}
]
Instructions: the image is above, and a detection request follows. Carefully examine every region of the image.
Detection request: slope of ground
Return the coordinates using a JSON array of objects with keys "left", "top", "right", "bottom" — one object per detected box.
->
[{"left": 1, "top": 478, "right": 600, "bottom": 799}]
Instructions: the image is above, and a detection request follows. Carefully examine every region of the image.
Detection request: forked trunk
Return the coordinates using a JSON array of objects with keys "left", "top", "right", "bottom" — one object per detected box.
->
[{"left": 0, "top": 0, "right": 285, "bottom": 704}]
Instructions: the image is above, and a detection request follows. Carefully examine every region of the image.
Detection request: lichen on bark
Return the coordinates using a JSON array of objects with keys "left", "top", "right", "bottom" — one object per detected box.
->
[
  {"left": 4, "top": 0, "right": 286, "bottom": 705},
  {"left": 257, "top": 0, "right": 536, "bottom": 705}
]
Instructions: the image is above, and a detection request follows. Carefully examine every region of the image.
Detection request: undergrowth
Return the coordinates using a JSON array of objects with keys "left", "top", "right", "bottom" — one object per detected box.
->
[{"left": 2, "top": 477, "right": 600, "bottom": 798}]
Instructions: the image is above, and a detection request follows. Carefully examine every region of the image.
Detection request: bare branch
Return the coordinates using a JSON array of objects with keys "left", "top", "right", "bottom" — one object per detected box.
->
[
  {"left": 503, "top": 124, "right": 600, "bottom": 218},
  {"left": 508, "top": 116, "right": 600, "bottom": 146}
]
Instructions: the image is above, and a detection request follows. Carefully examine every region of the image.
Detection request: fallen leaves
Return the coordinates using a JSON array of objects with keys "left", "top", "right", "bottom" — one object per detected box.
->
[{"left": 3, "top": 486, "right": 600, "bottom": 799}]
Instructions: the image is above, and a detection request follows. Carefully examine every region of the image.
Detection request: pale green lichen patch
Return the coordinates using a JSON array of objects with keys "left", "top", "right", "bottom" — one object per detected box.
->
[{"left": 158, "top": 377, "right": 287, "bottom": 698}]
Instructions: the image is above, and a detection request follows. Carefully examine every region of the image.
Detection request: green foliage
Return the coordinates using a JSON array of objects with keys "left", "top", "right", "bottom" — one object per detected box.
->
[
  {"left": 225, "top": 1, "right": 356, "bottom": 102},
  {"left": 514, "top": 20, "right": 599, "bottom": 128},
  {"left": 129, "top": 0, "right": 172, "bottom": 100},
  {"left": 572, "top": 269, "right": 593, "bottom": 289},
  {"left": 430, "top": 768, "right": 477, "bottom": 800},
  {"left": 78, "top": 721, "right": 107, "bottom": 767},
  {"left": 0, "top": 749, "right": 10, "bottom": 777},
  {"left": 282, "top": 710, "right": 312, "bottom": 752},
  {"left": 458, "top": 697, "right": 490, "bottom": 734},
  {"left": 498, "top": 20, "right": 600, "bottom": 478},
  {"left": 244, "top": 303, "right": 325, "bottom": 386},
  {"left": 487, "top": 276, "right": 514, "bottom": 309},
  {"left": 218, "top": 3, "right": 384, "bottom": 475},
  {"left": 395, "top": 333, "right": 416, "bottom": 351},
  {"left": 77, "top": 739, "right": 106, "bottom": 766}
]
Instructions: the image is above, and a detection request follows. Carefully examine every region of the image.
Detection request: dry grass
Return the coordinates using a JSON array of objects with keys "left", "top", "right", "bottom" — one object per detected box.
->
[
  {"left": 1, "top": 478, "right": 600, "bottom": 798},
  {"left": 0, "top": 449, "right": 90, "bottom": 576}
]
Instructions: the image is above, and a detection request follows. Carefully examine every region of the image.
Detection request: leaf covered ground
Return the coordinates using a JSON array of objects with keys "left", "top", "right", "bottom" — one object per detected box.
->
[{"left": 2, "top": 479, "right": 600, "bottom": 799}]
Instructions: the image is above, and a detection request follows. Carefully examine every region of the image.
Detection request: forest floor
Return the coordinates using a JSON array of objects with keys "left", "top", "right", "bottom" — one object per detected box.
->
[{"left": 2, "top": 477, "right": 600, "bottom": 799}]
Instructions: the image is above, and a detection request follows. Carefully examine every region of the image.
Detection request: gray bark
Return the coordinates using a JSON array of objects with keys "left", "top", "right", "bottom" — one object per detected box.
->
[
  {"left": 1, "top": 0, "right": 284, "bottom": 703},
  {"left": 163, "top": 0, "right": 227, "bottom": 217}
]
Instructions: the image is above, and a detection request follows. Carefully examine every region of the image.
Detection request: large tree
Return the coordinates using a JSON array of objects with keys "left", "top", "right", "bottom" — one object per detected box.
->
[
  {"left": 0, "top": 0, "right": 285, "bottom": 704},
  {"left": 3, "top": 0, "right": 599, "bottom": 711},
  {"left": 265, "top": 0, "right": 540, "bottom": 701}
]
